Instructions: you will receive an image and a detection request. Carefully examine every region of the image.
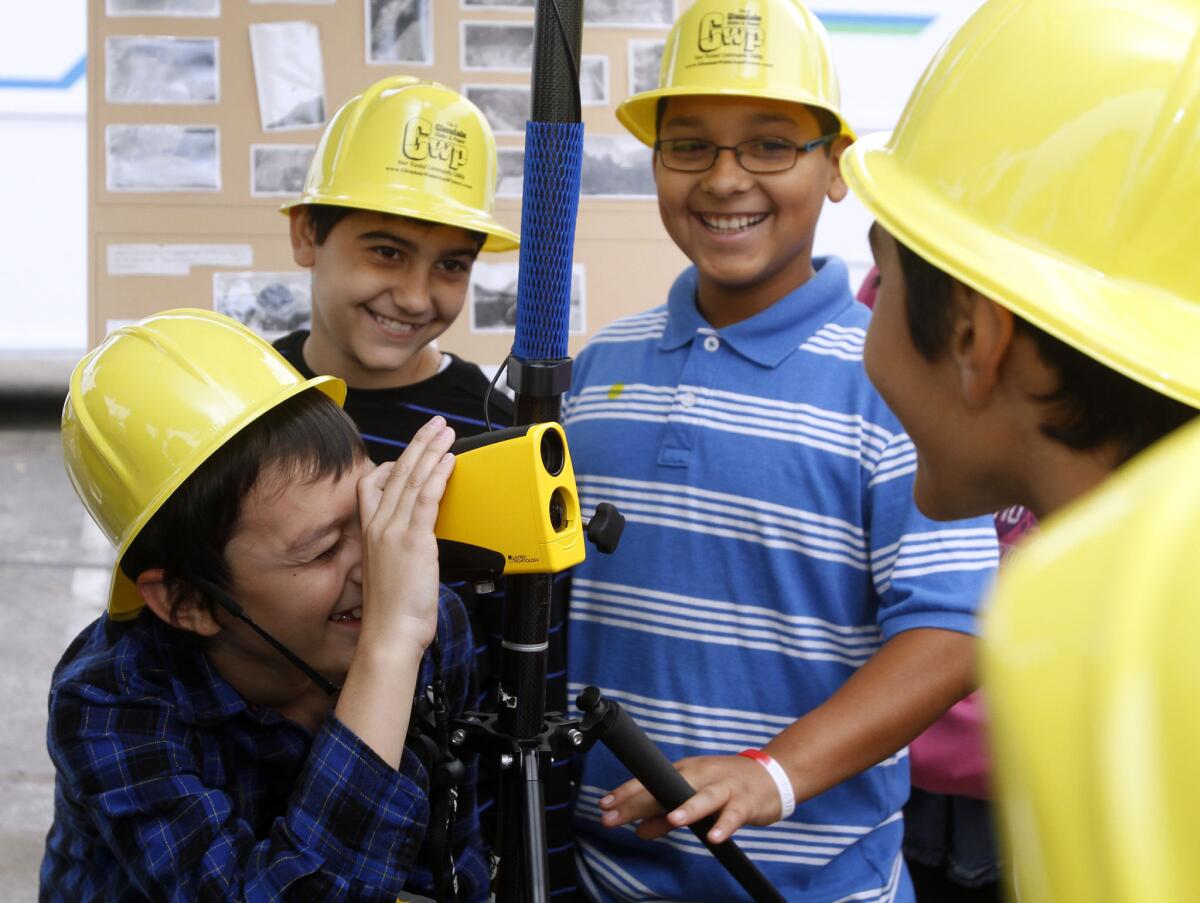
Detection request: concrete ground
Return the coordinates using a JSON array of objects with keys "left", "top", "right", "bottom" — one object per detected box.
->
[{"left": 1, "top": 393, "right": 111, "bottom": 902}]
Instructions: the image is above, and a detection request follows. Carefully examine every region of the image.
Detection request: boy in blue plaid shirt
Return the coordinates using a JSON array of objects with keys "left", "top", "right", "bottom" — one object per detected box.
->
[{"left": 40, "top": 310, "right": 486, "bottom": 902}]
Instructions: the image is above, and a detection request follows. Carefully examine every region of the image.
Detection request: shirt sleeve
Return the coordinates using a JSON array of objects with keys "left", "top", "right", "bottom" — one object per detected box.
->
[
  {"left": 864, "top": 428, "right": 1000, "bottom": 640},
  {"left": 47, "top": 689, "right": 432, "bottom": 901}
]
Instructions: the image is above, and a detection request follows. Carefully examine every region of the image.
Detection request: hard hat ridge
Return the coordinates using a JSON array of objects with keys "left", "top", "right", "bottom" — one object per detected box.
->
[
  {"left": 283, "top": 76, "right": 519, "bottom": 252},
  {"left": 616, "top": 0, "right": 854, "bottom": 146},
  {"left": 62, "top": 310, "right": 347, "bottom": 621}
]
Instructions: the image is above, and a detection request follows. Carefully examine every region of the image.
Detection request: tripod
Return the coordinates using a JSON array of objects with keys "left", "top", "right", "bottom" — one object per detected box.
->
[{"left": 433, "top": 2, "right": 788, "bottom": 900}]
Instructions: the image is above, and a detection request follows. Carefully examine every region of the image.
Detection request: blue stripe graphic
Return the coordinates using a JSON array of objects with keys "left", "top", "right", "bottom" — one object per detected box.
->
[
  {"left": 815, "top": 12, "right": 935, "bottom": 34},
  {"left": 361, "top": 432, "right": 408, "bottom": 449},
  {"left": 0, "top": 55, "right": 86, "bottom": 91}
]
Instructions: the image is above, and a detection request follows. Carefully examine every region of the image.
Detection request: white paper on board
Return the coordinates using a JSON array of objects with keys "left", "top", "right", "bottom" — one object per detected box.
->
[
  {"left": 249, "top": 21, "right": 327, "bottom": 132},
  {"left": 107, "top": 243, "right": 253, "bottom": 276}
]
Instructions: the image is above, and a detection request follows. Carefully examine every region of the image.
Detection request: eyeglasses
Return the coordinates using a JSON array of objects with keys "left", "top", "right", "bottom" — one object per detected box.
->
[{"left": 653, "top": 135, "right": 838, "bottom": 173}]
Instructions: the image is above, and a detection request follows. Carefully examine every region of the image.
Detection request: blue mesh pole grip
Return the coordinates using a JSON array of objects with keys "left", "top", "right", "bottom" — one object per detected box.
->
[{"left": 512, "top": 119, "right": 584, "bottom": 363}]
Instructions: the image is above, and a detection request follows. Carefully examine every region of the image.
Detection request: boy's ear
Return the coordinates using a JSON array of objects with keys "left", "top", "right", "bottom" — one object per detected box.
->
[
  {"left": 136, "top": 569, "right": 222, "bottom": 637},
  {"left": 824, "top": 136, "right": 853, "bottom": 204},
  {"left": 289, "top": 207, "right": 317, "bottom": 268},
  {"left": 949, "top": 285, "right": 1015, "bottom": 408}
]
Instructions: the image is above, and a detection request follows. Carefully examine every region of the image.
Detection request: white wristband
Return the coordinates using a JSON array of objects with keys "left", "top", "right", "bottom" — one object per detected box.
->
[{"left": 738, "top": 749, "right": 796, "bottom": 820}]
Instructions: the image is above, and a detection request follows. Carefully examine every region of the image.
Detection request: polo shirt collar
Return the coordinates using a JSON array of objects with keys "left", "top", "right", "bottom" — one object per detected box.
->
[{"left": 658, "top": 257, "right": 853, "bottom": 368}]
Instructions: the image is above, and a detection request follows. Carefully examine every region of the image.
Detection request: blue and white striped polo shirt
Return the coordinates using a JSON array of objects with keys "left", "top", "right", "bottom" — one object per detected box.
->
[{"left": 563, "top": 258, "right": 999, "bottom": 903}]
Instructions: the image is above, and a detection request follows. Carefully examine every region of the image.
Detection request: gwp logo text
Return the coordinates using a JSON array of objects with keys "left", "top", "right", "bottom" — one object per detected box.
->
[
  {"left": 698, "top": 12, "right": 765, "bottom": 54},
  {"left": 402, "top": 118, "right": 468, "bottom": 170}
]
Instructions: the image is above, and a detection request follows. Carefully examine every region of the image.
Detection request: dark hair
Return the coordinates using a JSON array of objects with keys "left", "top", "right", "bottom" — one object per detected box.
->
[
  {"left": 654, "top": 97, "right": 841, "bottom": 153},
  {"left": 303, "top": 203, "right": 357, "bottom": 245},
  {"left": 301, "top": 203, "right": 486, "bottom": 252},
  {"left": 121, "top": 389, "right": 366, "bottom": 622},
  {"left": 894, "top": 241, "right": 1197, "bottom": 463}
]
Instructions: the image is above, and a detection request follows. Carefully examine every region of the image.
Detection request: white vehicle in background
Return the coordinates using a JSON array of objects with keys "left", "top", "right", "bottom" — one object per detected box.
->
[{"left": 0, "top": 0, "right": 86, "bottom": 388}]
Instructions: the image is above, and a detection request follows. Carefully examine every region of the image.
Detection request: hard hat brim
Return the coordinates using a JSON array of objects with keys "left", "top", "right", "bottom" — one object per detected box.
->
[
  {"left": 280, "top": 194, "right": 519, "bottom": 253},
  {"left": 617, "top": 86, "right": 857, "bottom": 147},
  {"left": 843, "top": 131, "right": 1200, "bottom": 410},
  {"left": 104, "top": 366, "right": 347, "bottom": 621}
]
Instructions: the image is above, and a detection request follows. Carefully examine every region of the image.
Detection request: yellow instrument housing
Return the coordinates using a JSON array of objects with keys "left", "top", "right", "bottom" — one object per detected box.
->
[{"left": 435, "top": 422, "right": 585, "bottom": 577}]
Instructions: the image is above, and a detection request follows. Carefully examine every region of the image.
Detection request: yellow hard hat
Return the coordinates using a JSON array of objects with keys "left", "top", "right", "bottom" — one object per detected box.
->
[
  {"left": 983, "top": 415, "right": 1200, "bottom": 903},
  {"left": 61, "top": 309, "right": 346, "bottom": 621},
  {"left": 616, "top": 0, "right": 854, "bottom": 146},
  {"left": 282, "top": 76, "right": 519, "bottom": 252},
  {"left": 842, "top": 0, "right": 1200, "bottom": 409}
]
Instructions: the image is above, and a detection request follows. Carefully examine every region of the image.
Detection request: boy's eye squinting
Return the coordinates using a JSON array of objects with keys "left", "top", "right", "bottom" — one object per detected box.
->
[{"left": 311, "top": 535, "right": 344, "bottom": 563}]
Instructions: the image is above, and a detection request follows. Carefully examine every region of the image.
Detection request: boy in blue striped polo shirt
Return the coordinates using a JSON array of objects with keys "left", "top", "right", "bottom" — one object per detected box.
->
[{"left": 562, "top": 2, "right": 999, "bottom": 900}]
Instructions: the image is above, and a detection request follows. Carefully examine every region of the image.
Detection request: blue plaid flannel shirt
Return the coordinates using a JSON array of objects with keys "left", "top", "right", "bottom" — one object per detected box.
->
[{"left": 40, "top": 587, "right": 488, "bottom": 902}]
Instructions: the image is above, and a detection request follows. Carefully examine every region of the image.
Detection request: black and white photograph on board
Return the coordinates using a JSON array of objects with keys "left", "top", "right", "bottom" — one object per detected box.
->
[
  {"left": 628, "top": 39, "right": 665, "bottom": 96},
  {"left": 106, "top": 36, "right": 219, "bottom": 104},
  {"left": 249, "top": 21, "right": 326, "bottom": 131},
  {"left": 470, "top": 261, "right": 585, "bottom": 335},
  {"left": 464, "top": 84, "right": 529, "bottom": 136},
  {"left": 366, "top": 0, "right": 433, "bottom": 65},
  {"left": 461, "top": 21, "right": 535, "bottom": 71},
  {"left": 250, "top": 144, "right": 316, "bottom": 197},
  {"left": 580, "top": 55, "right": 609, "bottom": 106},
  {"left": 106, "top": 124, "right": 220, "bottom": 192},
  {"left": 495, "top": 147, "right": 524, "bottom": 198},
  {"left": 461, "top": 0, "right": 533, "bottom": 8},
  {"left": 106, "top": 0, "right": 219, "bottom": 16},
  {"left": 585, "top": 0, "right": 674, "bottom": 27},
  {"left": 581, "top": 133, "right": 654, "bottom": 198},
  {"left": 214, "top": 271, "right": 312, "bottom": 339}
]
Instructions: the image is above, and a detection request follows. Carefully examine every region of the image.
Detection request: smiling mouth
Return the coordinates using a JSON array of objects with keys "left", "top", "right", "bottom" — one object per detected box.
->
[
  {"left": 367, "top": 310, "right": 423, "bottom": 335},
  {"left": 329, "top": 606, "right": 363, "bottom": 624},
  {"left": 697, "top": 213, "right": 769, "bottom": 234}
]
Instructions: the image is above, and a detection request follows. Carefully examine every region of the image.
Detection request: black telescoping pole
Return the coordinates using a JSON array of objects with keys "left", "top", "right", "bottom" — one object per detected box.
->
[{"left": 494, "top": 2, "right": 584, "bottom": 901}]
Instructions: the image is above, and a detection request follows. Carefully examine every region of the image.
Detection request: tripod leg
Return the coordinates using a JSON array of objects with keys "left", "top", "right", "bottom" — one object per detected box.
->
[
  {"left": 577, "top": 687, "right": 787, "bottom": 903},
  {"left": 520, "top": 748, "right": 550, "bottom": 903}
]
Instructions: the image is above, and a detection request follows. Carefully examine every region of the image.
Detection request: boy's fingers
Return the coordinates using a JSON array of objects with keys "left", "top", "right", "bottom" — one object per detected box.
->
[
  {"left": 602, "top": 778, "right": 646, "bottom": 808},
  {"left": 374, "top": 417, "right": 447, "bottom": 523},
  {"left": 632, "top": 814, "right": 674, "bottom": 840},
  {"left": 357, "top": 461, "right": 394, "bottom": 523},
  {"left": 388, "top": 426, "right": 455, "bottom": 529},
  {"left": 707, "top": 804, "right": 749, "bottom": 845},
  {"left": 405, "top": 452, "right": 456, "bottom": 535},
  {"left": 666, "top": 784, "right": 727, "bottom": 829}
]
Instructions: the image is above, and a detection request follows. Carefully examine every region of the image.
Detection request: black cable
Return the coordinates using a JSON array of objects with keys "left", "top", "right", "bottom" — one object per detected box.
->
[
  {"left": 484, "top": 353, "right": 512, "bottom": 432},
  {"left": 192, "top": 576, "right": 341, "bottom": 696}
]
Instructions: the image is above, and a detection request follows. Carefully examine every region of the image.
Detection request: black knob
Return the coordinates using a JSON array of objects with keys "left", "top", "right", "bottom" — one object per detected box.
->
[
  {"left": 576, "top": 685, "right": 602, "bottom": 712},
  {"left": 586, "top": 502, "right": 625, "bottom": 554}
]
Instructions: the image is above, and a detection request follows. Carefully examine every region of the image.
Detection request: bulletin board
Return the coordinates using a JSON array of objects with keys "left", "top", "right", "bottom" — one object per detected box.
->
[{"left": 87, "top": 0, "right": 690, "bottom": 361}]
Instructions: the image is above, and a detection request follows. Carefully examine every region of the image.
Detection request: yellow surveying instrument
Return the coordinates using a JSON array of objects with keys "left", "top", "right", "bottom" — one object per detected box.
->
[{"left": 434, "top": 422, "right": 587, "bottom": 580}]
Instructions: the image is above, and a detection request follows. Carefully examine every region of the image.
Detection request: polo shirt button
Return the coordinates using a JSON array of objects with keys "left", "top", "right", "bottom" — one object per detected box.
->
[
  {"left": 703, "top": 335, "right": 720, "bottom": 352},
  {"left": 678, "top": 391, "right": 696, "bottom": 408}
]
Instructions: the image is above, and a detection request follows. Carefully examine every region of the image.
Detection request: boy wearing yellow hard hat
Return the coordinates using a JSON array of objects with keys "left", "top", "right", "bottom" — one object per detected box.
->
[
  {"left": 561, "top": 2, "right": 999, "bottom": 900},
  {"left": 41, "top": 310, "right": 487, "bottom": 900},
  {"left": 278, "top": 78, "right": 575, "bottom": 893},
  {"left": 278, "top": 76, "right": 518, "bottom": 462},
  {"left": 842, "top": 1, "right": 1198, "bottom": 524},
  {"left": 840, "top": 0, "right": 1200, "bottom": 899}
]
